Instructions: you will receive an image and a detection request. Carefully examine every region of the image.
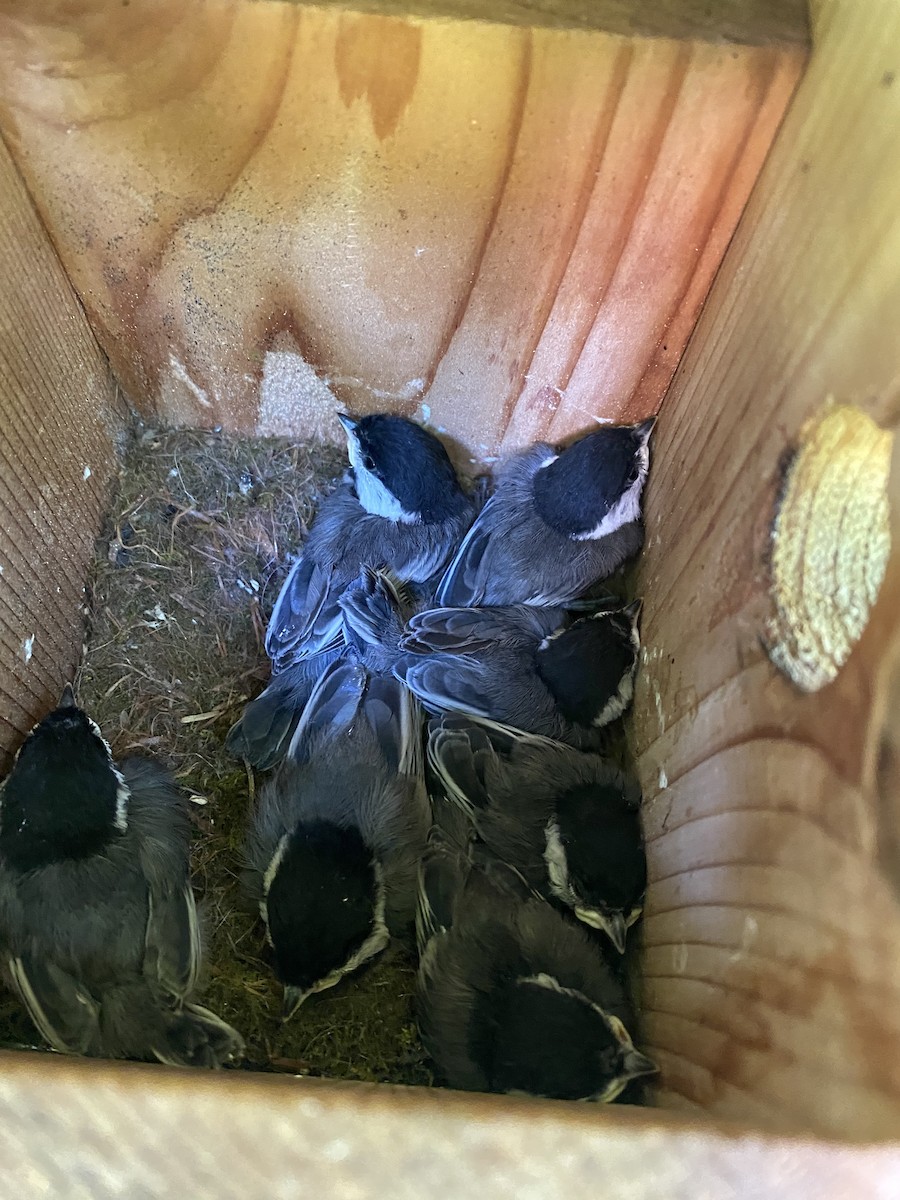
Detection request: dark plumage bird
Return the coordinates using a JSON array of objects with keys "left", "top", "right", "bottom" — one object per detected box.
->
[
  {"left": 394, "top": 600, "right": 642, "bottom": 747},
  {"left": 415, "top": 797, "right": 656, "bottom": 1101},
  {"left": 427, "top": 717, "right": 645, "bottom": 952},
  {"left": 265, "top": 413, "right": 474, "bottom": 674},
  {"left": 225, "top": 646, "right": 344, "bottom": 771},
  {"left": 227, "top": 413, "right": 473, "bottom": 769},
  {"left": 0, "top": 686, "right": 243, "bottom": 1067},
  {"left": 243, "top": 659, "right": 431, "bottom": 1019},
  {"left": 435, "top": 420, "right": 654, "bottom": 608},
  {"left": 228, "top": 566, "right": 416, "bottom": 771}
]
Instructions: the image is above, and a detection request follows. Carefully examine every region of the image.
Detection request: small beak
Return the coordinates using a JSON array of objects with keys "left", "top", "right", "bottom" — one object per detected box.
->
[
  {"left": 623, "top": 1047, "right": 659, "bottom": 1079},
  {"left": 280, "top": 985, "right": 308, "bottom": 1022},
  {"left": 622, "top": 598, "right": 643, "bottom": 625},
  {"left": 633, "top": 416, "right": 656, "bottom": 441},
  {"left": 59, "top": 683, "right": 77, "bottom": 709},
  {"left": 337, "top": 412, "right": 358, "bottom": 435},
  {"left": 576, "top": 907, "right": 627, "bottom": 954}
]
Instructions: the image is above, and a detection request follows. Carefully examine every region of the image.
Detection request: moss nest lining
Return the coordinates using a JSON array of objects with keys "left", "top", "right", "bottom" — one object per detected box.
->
[{"left": 35, "top": 425, "right": 432, "bottom": 1084}]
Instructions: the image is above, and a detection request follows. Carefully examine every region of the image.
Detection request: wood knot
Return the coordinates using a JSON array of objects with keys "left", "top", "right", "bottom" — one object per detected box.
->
[{"left": 766, "top": 403, "right": 893, "bottom": 692}]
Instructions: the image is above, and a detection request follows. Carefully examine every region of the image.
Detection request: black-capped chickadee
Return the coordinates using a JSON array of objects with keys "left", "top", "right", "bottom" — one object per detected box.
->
[
  {"left": 416, "top": 793, "right": 656, "bottom": 1101},
  {"left": 0, "top": 686, "right": 244, "bottom": 1067},
  {"left": 394, "top": 599, "right": 642, "bottom": 747},
  {"left": 228, "top": 567, "right": 414, "bottom": 771},
  {"left": 427, "top": 716, "right": 645, "bottom": 953},
  {"left": 265, "top": 413, "right": 474, "bottom": 673},
  {"left": 435, "top": 420, "right": 654, "bottom": 607},
  {"left": 243, "top": 659, "right": 431, "bottom": 1020},
  {"left": 225, "top": 646, "right": 344, "bottom": 771}
]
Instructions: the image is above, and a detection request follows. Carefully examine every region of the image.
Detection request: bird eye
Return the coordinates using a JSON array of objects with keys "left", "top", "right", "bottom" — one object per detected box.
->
[
  {"left": 362, "top": 454, "right": 375, "bottom": 472},
  {"left": 626, "top": 464, "right": 640, "bottom": 486}
]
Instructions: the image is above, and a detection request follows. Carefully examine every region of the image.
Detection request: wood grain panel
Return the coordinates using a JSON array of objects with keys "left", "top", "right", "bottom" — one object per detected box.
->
[
  {"left": 285, "top": 0, "right": 811, "bottom": 42},
  {"left": 0, "top": 2, "right": 805, "bottom": 459},
  {"left": 632, "top": 0, "right": 900, "bottom": 1139},
  {"left": 0, "top": 1051, "right": 896, "bottom": 1200},
  {"left": 0, "top": 134, "right": 125, "bottom": 771}
]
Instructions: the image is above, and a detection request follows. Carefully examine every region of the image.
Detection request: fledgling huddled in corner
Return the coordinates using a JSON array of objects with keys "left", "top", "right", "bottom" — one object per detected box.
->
[{"left": 0, "top": 686, "right": 243, "bottom": 1067}]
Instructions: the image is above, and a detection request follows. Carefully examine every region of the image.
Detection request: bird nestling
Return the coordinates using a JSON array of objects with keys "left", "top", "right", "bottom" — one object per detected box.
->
[
  {"left": 0, "top": 685, "right": 244, "bottom": 1067},
  {"left": 415, "top": 793, "right": 656, "bottom": 1100},
  {"left": 427, "top": 716, "right": 646, "bottom": 952},
  {"left": 394, "top": 599, "right": 642, "bottom": 748},
  {"left": 435, "top": 419, "right": 654, "bottom": 608},
  {"left": 243, "top": 659, "right": 431, "bottom": 1020}
]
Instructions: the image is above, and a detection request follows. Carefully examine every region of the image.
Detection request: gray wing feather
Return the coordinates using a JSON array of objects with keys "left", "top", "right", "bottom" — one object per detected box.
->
[
  {"left": 145, "top": 882, "right": 201, "bottom": 999},
  {"left": 8, "top": 954, "right": 100, "bottom": 1056}
]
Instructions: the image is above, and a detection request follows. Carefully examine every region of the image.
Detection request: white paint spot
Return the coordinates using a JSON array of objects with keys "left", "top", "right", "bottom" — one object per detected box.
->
[
  {"left": 658, "top": 767, "right": 668, "bottom": 790},
  {"left": 322, "top": 1139, "right": 351, "bottom": 1163},
  {"left": 673, "top": 943, "right": 688, "bottom": 974},
  {"left": 236, "top": 578, "right": 260, "bottom": 595},
  {"left": 0, "top": 563, "right": 5, "bottom": 574},
  {"left": 22, "top": 635, "right": 35, "bottom": 664},
  {"left": 729, "top": 915, "right": 759, "bottom": 963},
  {"left": 168, "top": 355, "right": 211, "bottom": 408},
  {"left": 654, "top": 686, "right": 665, "bottom": 733},
  {"left": 189, "top": 794, "right": 209, "bottom": 807},
  {"left": 82, "top": 465, "right": 92, "bottom": 480},
  {"left": 414, "top": 247, "right": 426, "bottom": 257},
  {"left": 420, "top": 403, "right": 431, "bottom": 423},
  {"left": 371, "top": 378, "right": 426, "bottom": 402},
  {"left": 592, "top": 415, "right": 615, "bottom": 425}
]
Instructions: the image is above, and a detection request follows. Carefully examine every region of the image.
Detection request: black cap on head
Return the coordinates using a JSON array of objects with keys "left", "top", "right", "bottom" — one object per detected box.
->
[
  {"left": 556, "top": 780, "right": 646, "bottom": 912},
  {"left": 482, "top": 976, "right": 627, "bottom": 1100},
  {"left": 1, "top": 700, "right": 122, "bottom": 872},
  {"left": 266, "top": 821, "right": 379, "bottom": 991},
  {"left": 347, "top": 414, "right": 467, "bottom": 523},
  {"left": 532, "top": 424, "right": 650, "bottom": 537},
  {"left": 536, "top": 610, "right": 637, "bottom": 727}
]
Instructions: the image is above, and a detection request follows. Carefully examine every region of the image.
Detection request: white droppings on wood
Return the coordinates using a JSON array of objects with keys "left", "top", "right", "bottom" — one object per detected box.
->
[{"left": 168, "top": 355, "right": 211, "bottom": 408}]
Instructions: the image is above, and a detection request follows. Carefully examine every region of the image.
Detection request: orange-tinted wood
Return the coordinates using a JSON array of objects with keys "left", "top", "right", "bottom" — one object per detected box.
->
[
  {"left": 633, "top": 0, "right": 900, "bottom": 1140},
  {"left": 0, "top": 2, "right": 804, "bottom": 460}
]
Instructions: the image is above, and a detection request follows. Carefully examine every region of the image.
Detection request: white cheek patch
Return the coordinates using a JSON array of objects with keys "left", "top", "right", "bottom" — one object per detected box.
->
[
  {"left": 113, "top": 774, "right": 130, "bottom": 832},
  {"left": 87, "top": 716, "right": 129, "bottom": 832},
  {"left": 543, "top": 821, "right": 578, "bottom": 907},
  {"left": 263, "top": 835, "right": 290, "bottom": 898},
  {"left": 347, "top": 437, "right": 419, "bottom": 523},
  {"left": 334, "top": 864, "right": 390, "bottom": 979},
  {"left": 573, "top": 474, "right": 645, "bottom": 542},
  {"left": 573, "top": 441, "right": 649, "bottom": 542},
  {"left": 592, "top": 665, "right": 635, "bottom": 727}
]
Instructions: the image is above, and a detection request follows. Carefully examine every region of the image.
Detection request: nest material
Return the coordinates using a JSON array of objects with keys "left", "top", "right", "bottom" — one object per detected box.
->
[{"left": 13, "top": 426, "right": 431, "bottom": 1083}]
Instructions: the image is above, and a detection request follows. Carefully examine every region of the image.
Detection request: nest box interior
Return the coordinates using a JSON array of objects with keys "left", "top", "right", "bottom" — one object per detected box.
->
[{"left": 0, "top": 0, "right": 899, "bottom": 1192}]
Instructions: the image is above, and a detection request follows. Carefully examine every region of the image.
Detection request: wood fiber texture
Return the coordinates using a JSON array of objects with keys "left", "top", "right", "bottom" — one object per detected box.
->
[
  {"left": 0, "top": 135, "right": 124, "bottom": 771},
  {"left": 0, "top": 1052, "right": 895, "bottom": 1200},
  {"left": 633, "top": 0, "right": 900, "bottom": 1140},
  {"left": 0, "top": 1, "right": 804, "bottom": 460}
]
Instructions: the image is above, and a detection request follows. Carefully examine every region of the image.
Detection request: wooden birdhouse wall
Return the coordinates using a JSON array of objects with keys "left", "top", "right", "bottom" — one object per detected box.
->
[
  {"left": 1, "top": 0, "right": 900, "bottom": 1193},
  {"left": 0, "top": 1, "right": 804, "bottom": 459}
]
